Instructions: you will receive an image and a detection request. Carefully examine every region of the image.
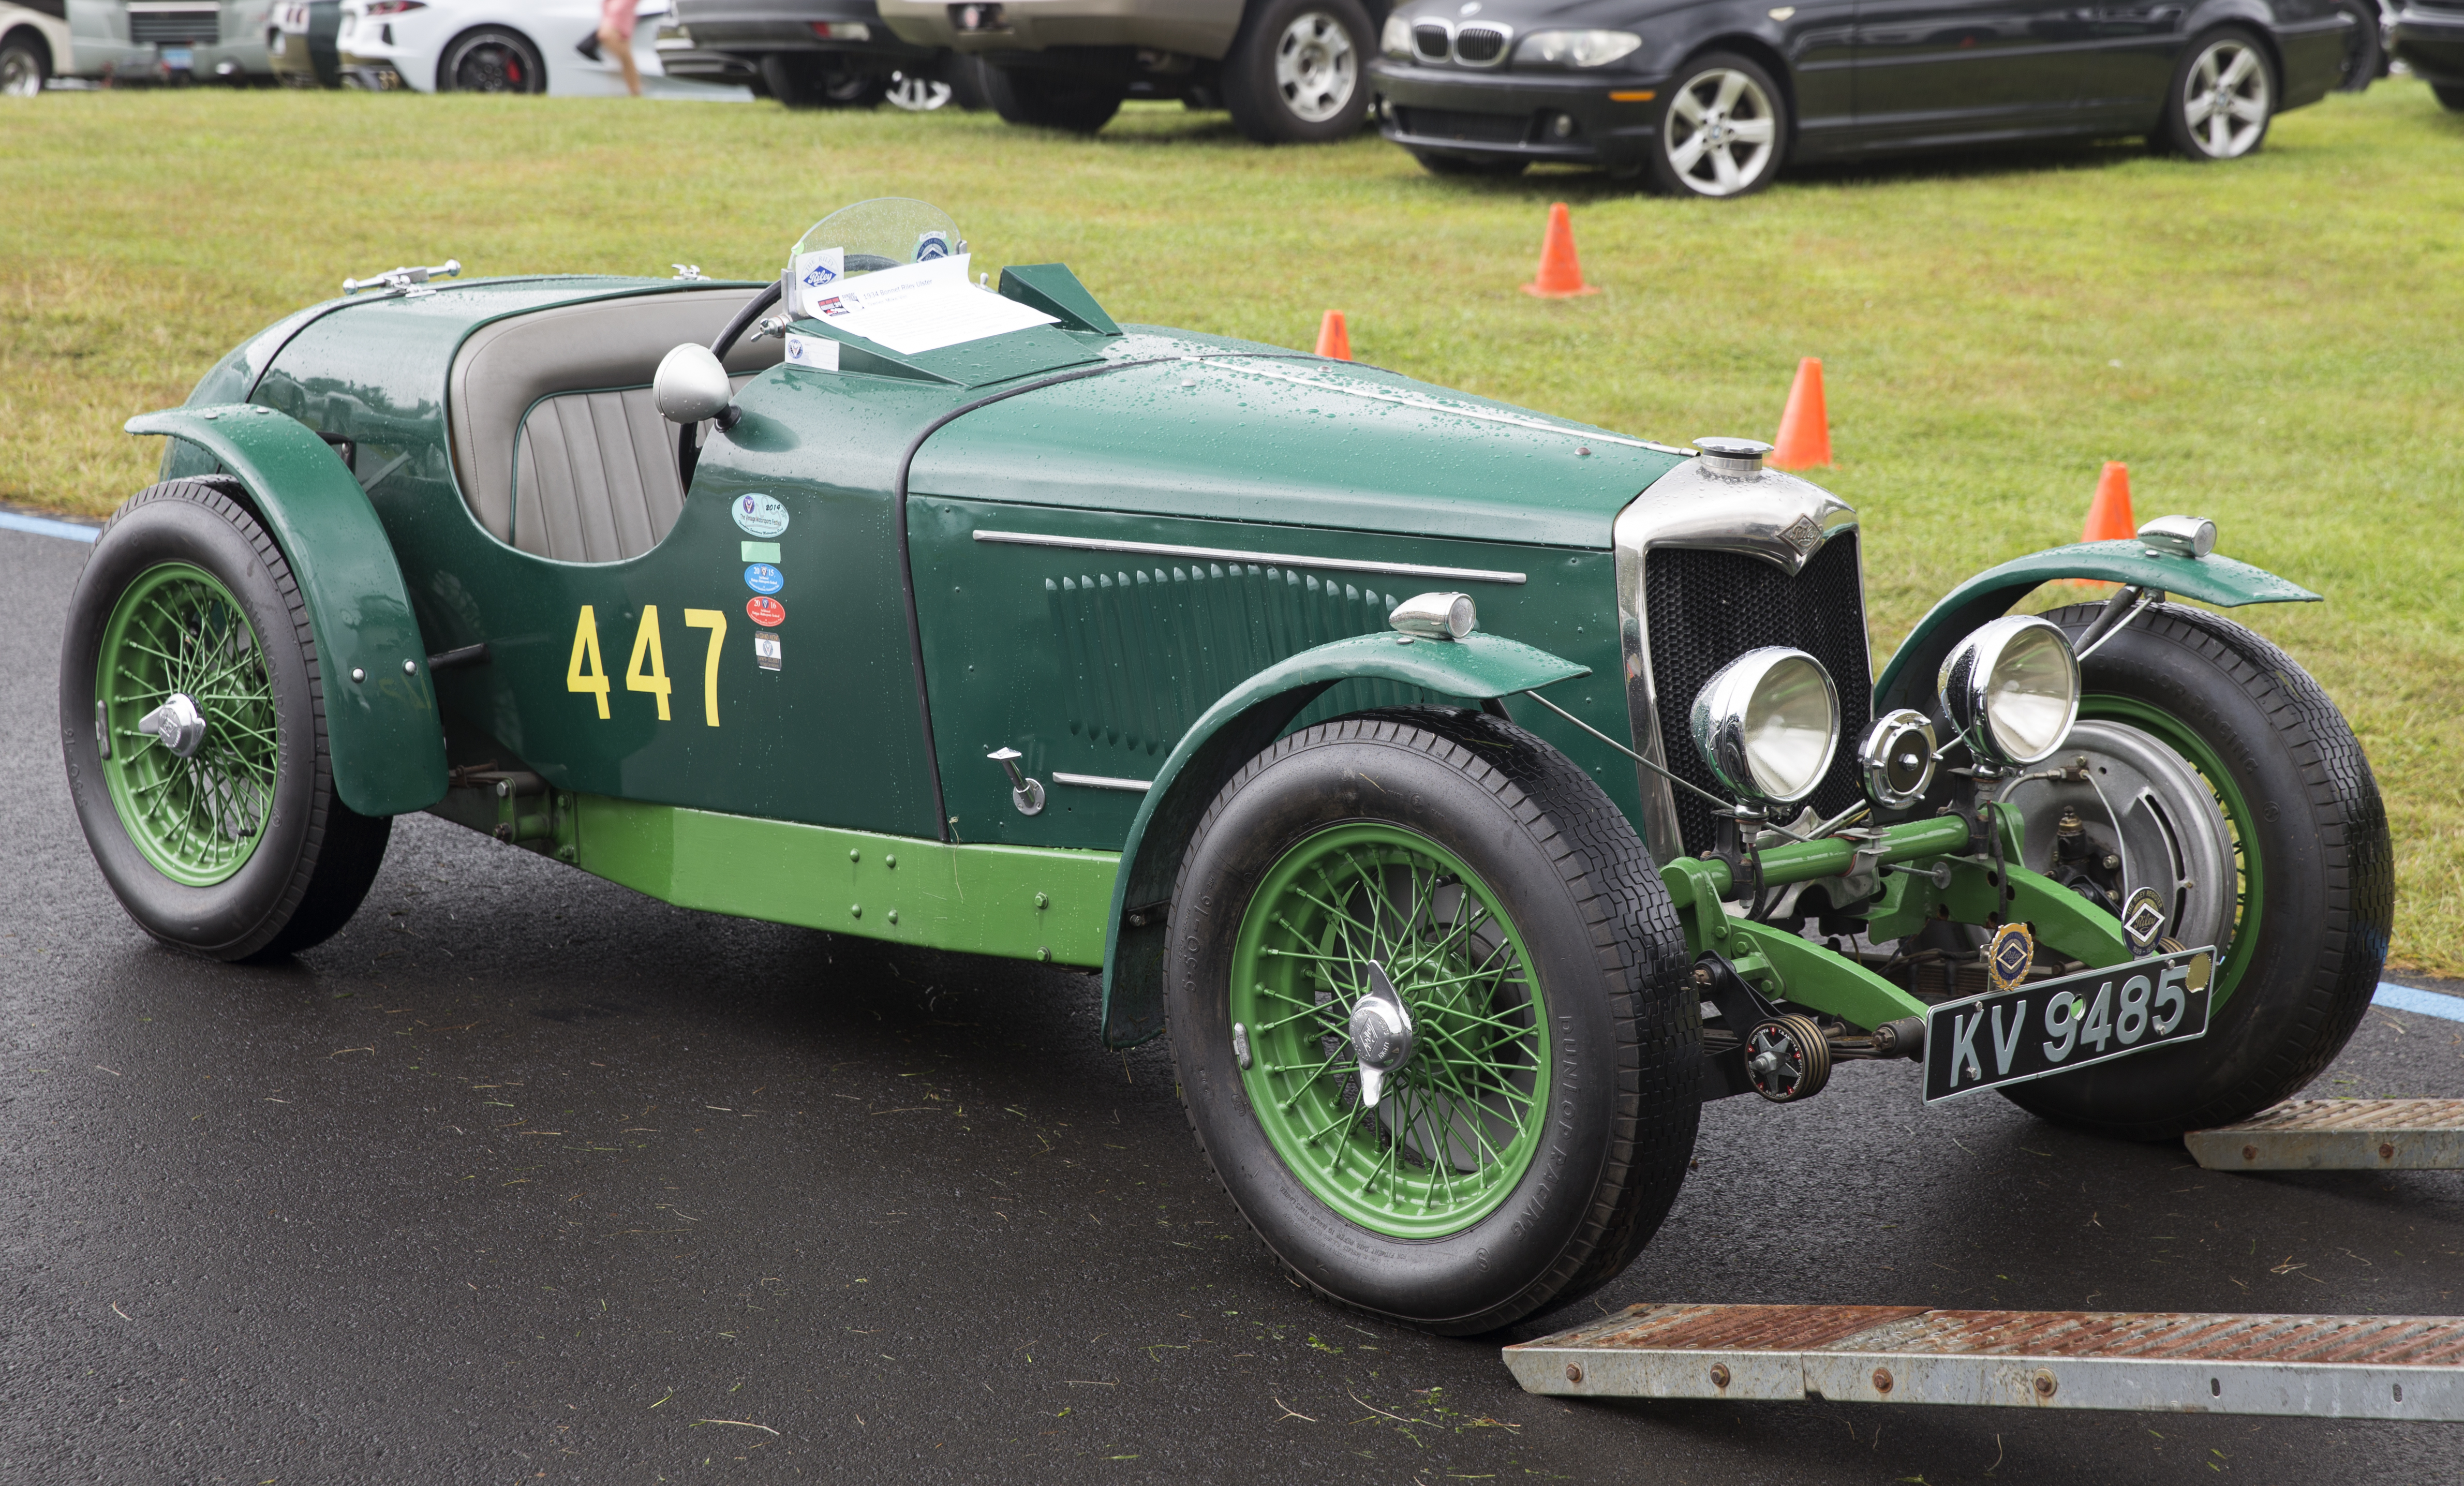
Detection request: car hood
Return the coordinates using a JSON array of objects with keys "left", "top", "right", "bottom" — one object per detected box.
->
[{"left": 908, "top": 330, "right": 1691, "bottom": 552}]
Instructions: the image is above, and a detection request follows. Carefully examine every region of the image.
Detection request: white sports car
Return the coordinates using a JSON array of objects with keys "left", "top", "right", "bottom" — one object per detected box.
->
[{"left": 336, "top": 0, "right": 751, "bottom": 94}]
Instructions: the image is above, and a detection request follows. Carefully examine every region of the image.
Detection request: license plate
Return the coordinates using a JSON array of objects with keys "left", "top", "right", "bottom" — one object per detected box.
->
[
  {"left": 162, "top": 47, "right": 195, "bottom": 70},
  {"left": 1923, "top": 945, "right": 2216, "bottom": 1103}
]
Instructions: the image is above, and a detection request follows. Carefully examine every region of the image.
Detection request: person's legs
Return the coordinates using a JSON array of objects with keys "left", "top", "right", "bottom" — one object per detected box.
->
[{"left": 598, "top": 0, "right": 640, "bottom": 95}]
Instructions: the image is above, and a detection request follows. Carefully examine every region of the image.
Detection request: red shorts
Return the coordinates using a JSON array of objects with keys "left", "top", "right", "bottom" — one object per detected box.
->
[{"left": 599, "top": 0, "right": 636, "bottom": 39}]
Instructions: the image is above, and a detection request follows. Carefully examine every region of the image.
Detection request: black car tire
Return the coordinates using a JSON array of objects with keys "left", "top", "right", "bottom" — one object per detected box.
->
[
  {"left": 2160, "top": 26, "right": 2276, "bottom": 159},
  {"left": 1221, "top": 0, "right": 1373, "bottom": 143},
  {"left": 2332, "top": 0, "right": 2382, "bottom": 90},
  {"left": 1409, "top": 148, "right": 1528, "bottom": 177},
  {"left": 437, "top": 26, "right": 546, "bottom": 93},
  {"left": 978, "top": 62, "right": 1124, "bottom": 132},
  {"left": 1646, "top": 51, "right": 1789, "bottom": 198},
  {"left": 60, "top": 480, "right": 392, "bottom": 963},
  {"left": 1165, "top": 707, "right": 1699, "bottom": 1334},
  {"left": 1998, "top": 604, "right": 2392, "bottom": 1141},
  {"left": 762, "top": 53, "right": 886, "bottom": 109},
  {"left": 941, "top": 53, "right": 991, "bottom": 111},
  {"left": 2, "top": 34, "right": 48, "bottom": 97},
  {"left": 2437, "top": 83, "right": 2464, "bottom": 111}
]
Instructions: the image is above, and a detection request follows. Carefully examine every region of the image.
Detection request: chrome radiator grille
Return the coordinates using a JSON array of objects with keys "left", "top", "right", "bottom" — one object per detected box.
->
[
  {"left": 1643, "top": 536, "right": 1874, "bottom": 854},
  {"left": 131, "top": 7, "right": 220, "bottom": 44}
]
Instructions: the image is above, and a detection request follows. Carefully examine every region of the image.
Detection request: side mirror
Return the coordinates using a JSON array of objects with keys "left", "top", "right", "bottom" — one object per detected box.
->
[{"left": 653, "top": 343, "right": 738, "bottom": 429}]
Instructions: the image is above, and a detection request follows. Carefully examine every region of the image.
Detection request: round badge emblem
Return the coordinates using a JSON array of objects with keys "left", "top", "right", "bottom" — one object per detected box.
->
[
  {"left": 744, "top": 562, "right": 783, "bottom": 595},
  {"left": 746, "top": 596, "right": 785, "bottom": 628},
  {"left": 731, "top": 494, "right": 789, "bottom": 539}
]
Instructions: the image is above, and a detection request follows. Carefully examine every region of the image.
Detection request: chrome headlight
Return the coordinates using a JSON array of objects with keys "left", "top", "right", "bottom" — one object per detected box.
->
[
  {"left": 1381, "top": 12, "right": 1413, "bottom": 57},
  {"left": 1690, "top": 647, "right": 1840, "bottom": 807},
  {"left": 1858, "top": 708, "right": 1938, "bottom": 809},
  {"left": 1513, "top": 29, "right": 1644, "bottom": 67},
  {"left": 1937, "top": 616, "right": 2080, "bottom": 768}
]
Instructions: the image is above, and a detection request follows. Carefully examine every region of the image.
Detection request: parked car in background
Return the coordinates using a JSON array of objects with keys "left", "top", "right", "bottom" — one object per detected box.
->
[
  {"left": 1, "top": 1, "right": 71, "bottom": 94},
  {"left": 877, "top": 0, "right": 1387, "bottom": 139},
  {"left": 1371, "top": 0, "right": 2354, "bottom": 196},
  {"left": 669, "top": 0, "right": 978, "bottom": 109},
  {"left": 39, "top": 1, "right": 276, "bottom": 83},
  {"left": 268, "top": 0, "right": 339, "bottom": 85},
  {"left": 336, "top": 0, "right": 750, "bottom": 95},
  {"left": 2393, "top": 0, "right": 2464, "bottom": 106}
]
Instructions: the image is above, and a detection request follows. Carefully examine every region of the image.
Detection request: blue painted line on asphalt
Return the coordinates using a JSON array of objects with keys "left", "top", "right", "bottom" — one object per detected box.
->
[
  {"left": 0, "top": 510, "right": 100, "bottom": 543},
  {"left": 2376, "top": 983, "right": 2464, "bottom": 1023}
]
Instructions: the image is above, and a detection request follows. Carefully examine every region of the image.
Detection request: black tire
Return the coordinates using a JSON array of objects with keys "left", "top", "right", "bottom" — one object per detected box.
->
[
  {"left": 761, "top": 53, "right": 886, "bottom": 109},
  {"left": 60, "top": 480, "right": 391, "bottom": 962},
  {"left": 2159, "top": 26, "right": 2276, "bottom": 159},
  {"left": 978, "top": 62, "right": 1124, "bottom": 131},
  {"left": 1409, "top": 148, "right": 1528, "bottom": 177},
  {"left": 2, "top": 33, "right": 48, "bottom": 97},
  {"left": 1646, "top": 50, "right": 1788, "bottom": 198},
  {"left": 2436, "top": 83, "right": 2464, "bottom": 112},
  {"left": 1999, "top": 604, "right": 2392, "bottom": 1140},
  {"left": 2332, "top": 0, "right": 2382, "bottom": 90},
  {"left": 437, "top": 26, "right": 545, "bottom": 93},
  {"left": 1164, "top": 707, "right": 1699, "bottom": 1334},
  {"left": 1221, "top": 0, "right": 1373, "bottom": 143},
  {"left": 940, "top": 52, "right": 991, "bottom": 111}
]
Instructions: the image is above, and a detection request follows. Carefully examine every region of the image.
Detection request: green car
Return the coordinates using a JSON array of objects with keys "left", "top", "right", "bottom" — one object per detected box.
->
[{"left": 61, "top": 199, "right": 2390, "bottom": 1334}]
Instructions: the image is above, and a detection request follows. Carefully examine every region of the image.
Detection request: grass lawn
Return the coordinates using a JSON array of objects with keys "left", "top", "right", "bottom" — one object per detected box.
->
[{"left": 3, "top": 83, "right": 2458, "bottom": 970}]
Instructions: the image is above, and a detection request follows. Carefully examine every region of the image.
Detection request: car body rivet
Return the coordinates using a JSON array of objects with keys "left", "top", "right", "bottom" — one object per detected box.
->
[
  {"left": 351, "top": 667, "right": 365, "bottom": 683},
  {"left": 1872, "top": 1366, "right": 1893, "bottom": 1394},
  {"left": 1037, "top": 946, "right": 1050, "bottom": 962},
  {"left": 403, "top": 659, "right": 416, "bottom": 674},
  {"left": 1035, "top": 892, "right": 1049, "bottom": 910},
  {"left": 887, "top": 909, "right": 899, "bottom": 925},
  {"left": 2380, "top": 1142, "right": 2396, "bottom": 1160},
  {"left": 849, "top": 849, "right": 860, "bottom": 863},
  {"left": 2034, "top": 1369, "right": 2058, "bottom": 1399},
  {"left": 850, "top": 903, "right": 862, "bottom": 918},
  {"left": 2243, "top": 1145, "right": 2258, "bottom": 1161},
  {"left": 1709, "top": 1363, "right": 1731, "bottom": 1389},
  {"left": 885, "top": 854, "right": 897, "bottom": 869},
  {"left": 1564, "top": 1362, "right": 1583, "bottom": 1384}
]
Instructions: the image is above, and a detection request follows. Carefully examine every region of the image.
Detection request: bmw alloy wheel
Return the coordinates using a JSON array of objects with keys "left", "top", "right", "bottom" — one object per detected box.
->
[
  {"left": 1274, "top": 10, "right": 1357, "bottom": 123},
  {"left": 1659, "top": 63, "right": 1781, "bottom": 197},
  {"left": 2179, "top": 37, "right": 2272, "bottom": 158}
]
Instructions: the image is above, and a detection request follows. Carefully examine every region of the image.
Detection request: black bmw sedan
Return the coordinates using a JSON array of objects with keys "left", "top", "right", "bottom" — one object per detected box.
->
[{"left": 1370, "top": 0, "right": 2358, "bottom": 195}]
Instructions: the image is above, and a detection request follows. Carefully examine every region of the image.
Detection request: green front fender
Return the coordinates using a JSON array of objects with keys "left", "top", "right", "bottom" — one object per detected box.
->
[
  {"left": 1097, "top": 630, "right": 1591, "bottom": 1047},
  {"left": 125, "top": 405, "right": 449, "bottom": 817},
  {"left": 1873, "top": 539, "right": 2319, "bottom": 715}
]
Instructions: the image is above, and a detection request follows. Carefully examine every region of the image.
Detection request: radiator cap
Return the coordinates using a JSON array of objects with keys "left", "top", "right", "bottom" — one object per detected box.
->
[{"left": 1695, "top": 437, "right": 1772, "bottom": 478}]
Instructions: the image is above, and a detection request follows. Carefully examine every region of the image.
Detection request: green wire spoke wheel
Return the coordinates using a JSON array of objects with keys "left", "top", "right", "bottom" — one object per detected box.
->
[
  {"left": 1166, "top": 708, "right": 1699, "bottom": 1334},
  {"left": 1998, "top": 602, "right": 2391, "bottom": 1140},
  {"left": 62, "top": 479, "right": 392, "bottom": 961},
  {"left": 1231, "top": 824, "right": 1549, "bottom": 1239},
  {"left": 96, "top": 562, "right": 278, "bottom": 887}
]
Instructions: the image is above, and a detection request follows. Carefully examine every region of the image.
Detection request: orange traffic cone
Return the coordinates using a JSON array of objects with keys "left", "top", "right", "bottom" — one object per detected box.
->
[
  {"left": 1315, "top": 309, "right": 1351, "bottom": 361},
  {"left": 1769, "top": 358, "right": 1830, "bottom": 470},
  {"left": 1521, "top": 203, "right": 1599, "bottom": 299},
  {"left": 2084, "top": 461, "right": 2136, "bottom": 540}
]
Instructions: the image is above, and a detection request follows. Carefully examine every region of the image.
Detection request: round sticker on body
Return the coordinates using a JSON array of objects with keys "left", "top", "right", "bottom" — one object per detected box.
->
[
  {"left": 747, "top": 596, "right": 785, "bottom": 627},
  {"left": 732, "top": 494, "right": 790, "bottom": 539},
  {"left": 744, "top": 562, "right": 784, "bottom": 595}
]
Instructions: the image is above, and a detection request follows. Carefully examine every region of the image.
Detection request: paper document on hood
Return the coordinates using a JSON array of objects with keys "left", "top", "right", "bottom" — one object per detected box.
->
[{"left": 799, "top": 254, "right": 1058, "bottom": 355}]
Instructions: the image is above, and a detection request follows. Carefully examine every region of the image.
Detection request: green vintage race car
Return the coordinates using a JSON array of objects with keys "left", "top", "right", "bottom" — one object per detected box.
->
[{"left": 62, "top": 199, "right": 2391, "bottom": 1333}]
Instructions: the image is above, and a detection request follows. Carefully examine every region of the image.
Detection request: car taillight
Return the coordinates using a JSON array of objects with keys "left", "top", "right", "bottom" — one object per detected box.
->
[{"left": 810, "top": 21, "right": 873, "bottom": 39}]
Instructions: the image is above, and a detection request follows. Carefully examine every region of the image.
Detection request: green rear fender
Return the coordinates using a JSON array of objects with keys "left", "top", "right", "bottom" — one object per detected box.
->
[
  {"left": 1098, "top": 630, "right": 1590, "bottom": 1047},
  {"left": 1873, "top": 538, "right": 2320, "bottom": 715},
  {"left": 124, "top": 404, "right": 449, "bottom": 818}
]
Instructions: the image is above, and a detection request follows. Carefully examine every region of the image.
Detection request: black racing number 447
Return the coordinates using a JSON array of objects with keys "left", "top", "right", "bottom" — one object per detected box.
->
[{"left": 1925, "top": 947, "right": 2218, "bottom": 1103}]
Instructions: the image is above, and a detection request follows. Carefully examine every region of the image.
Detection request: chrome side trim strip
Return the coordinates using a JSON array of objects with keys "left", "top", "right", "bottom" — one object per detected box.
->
[
  {"left": 1052, "top": 771, "right": 1154, "bottom": 793},
  {"left": 972, "top": 530, "right": 1527, "bottom": 586},
  {"left": 1190, "top": 359, "right": 1695, "bottom": 456}
]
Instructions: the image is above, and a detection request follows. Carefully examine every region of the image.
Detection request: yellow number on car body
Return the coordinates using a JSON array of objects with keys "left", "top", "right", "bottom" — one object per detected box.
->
[
  {"left": 625, "top": 605, "right": 673, "bottom": 721},
  {"left": 683, "top": 608, "right": 727, "bottom": 727},
  {"left": 567, "top": 604, "right": 611, "bottom": 720}
]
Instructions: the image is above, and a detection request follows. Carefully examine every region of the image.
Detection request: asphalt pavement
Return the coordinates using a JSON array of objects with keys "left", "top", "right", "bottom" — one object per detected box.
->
[{"left": 5, "top": 523, "right": 2461, "bottom": 1484}]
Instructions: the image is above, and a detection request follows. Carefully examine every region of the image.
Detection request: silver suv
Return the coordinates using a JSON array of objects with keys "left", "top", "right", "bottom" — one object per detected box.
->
[{"left": 875, "top": 0, "right": 1381, "bottom": 139}]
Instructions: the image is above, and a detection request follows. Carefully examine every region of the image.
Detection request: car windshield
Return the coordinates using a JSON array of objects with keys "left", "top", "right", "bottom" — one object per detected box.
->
[{"left": 789, "top": 199, "right": 966, "bottom": 295}]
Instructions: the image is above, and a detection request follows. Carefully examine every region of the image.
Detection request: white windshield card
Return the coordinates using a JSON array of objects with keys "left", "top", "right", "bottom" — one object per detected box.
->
[
  {"left": 791, "top": 248, "right": 844, "bottom": 317},
  {"left": 799, "top": 254, "right": 1058, "bottom": 355},
  {"left": 782, "top": 332, "right": 839, "bottom": 372}
]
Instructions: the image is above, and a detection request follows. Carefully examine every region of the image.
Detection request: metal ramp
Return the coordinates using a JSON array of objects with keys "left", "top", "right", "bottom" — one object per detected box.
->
[
  {"left": 1504, "top": 1303, "right": 2464, "bottom": 1419},
  {"left": 2186, "top": 1098, "right": 2464, "bottom": 1171}
]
